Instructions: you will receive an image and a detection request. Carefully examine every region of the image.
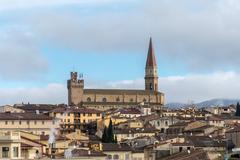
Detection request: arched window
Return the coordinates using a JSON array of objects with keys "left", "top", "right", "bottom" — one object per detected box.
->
[
  {"left": 106, "top": 155, "right": 112, "bottom": 160},
  {"left": 102, "top": 98, "right": 107, "bottom": 102},
  {"left": 150, "top": 83, "right": 153, "bottom": 90},
  {"left": 116, "top": 97, "right": 120, "bottom": 102},
  {"left": 87, "top": 97, "right": 91, "bottom": 102}
]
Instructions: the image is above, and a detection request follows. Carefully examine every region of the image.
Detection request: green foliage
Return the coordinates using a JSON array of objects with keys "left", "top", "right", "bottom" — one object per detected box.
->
[
  {"left": 101, "top": 126, "right": 108, "bottom": 143},
  {"left": 107, "top": 118, "right": 115, "bottom": 143},
  {"left": 101, "top": 118, "right": 116, "bottom": 143},
  {"left": 236, "top": 102, "right": 240, "bottom": 117}
]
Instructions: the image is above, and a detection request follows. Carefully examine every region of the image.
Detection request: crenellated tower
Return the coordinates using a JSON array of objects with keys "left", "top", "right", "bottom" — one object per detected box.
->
[
  {"left": 145, "top": 38, "right": 158, "bottom": 92},
  {"left": 67, "top": 72, "right": 84, "bottom": 106}
]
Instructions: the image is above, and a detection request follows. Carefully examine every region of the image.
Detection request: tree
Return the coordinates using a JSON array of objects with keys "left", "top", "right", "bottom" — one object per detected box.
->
[
  {"left": 107, "top": 118, "right": 115, "bottom": 143},
  {"left": 102, "top": 126, "right": 108, "bottom": 143},
  {"left": 236, "top": 102, "right": 240, "bottom": 117}
]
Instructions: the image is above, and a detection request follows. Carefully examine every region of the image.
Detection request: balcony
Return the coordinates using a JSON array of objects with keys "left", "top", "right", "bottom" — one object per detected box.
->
[{"left": 0, "top": 131, "right": 20, "bottom": 141}]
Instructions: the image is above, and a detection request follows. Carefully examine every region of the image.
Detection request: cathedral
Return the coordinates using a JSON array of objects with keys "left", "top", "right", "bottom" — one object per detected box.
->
[{"left": 67, "top": 38, "right": 165, "bottom": 110}]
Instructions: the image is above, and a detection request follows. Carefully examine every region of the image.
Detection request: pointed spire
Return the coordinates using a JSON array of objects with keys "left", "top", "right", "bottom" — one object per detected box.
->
[{"left": 146, "top": 37, "right": 157, "bottom": 67}]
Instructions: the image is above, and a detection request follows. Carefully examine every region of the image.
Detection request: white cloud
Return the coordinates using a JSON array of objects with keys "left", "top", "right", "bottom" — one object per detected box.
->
[
  {"left": 0, "top": 28, "right": 48, "bottom": 80},
  {"left": 105, "top": 71, "right": 240, "bottom": 103},
  {"left": 0, "top": 0, "right": 132, "bottom": 11},
  {"left": 23, "top": 0, "right": 240, "bottom": 71},
  {"left": 0, "top": 83, "right": 66, "bottom": 105},
  {"left": 1, "top": 71, "right": 239, "bottom": 105}
]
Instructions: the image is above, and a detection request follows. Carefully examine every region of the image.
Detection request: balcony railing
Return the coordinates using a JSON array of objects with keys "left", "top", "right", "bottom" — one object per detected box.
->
[{"left": 0, "top": 131, "right": 20, "bottom": 140}]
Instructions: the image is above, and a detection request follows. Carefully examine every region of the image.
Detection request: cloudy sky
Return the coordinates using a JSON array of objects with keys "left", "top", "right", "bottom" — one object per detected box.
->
[{"left": 1, "top": 0, "right": 240, "bottom": 105}]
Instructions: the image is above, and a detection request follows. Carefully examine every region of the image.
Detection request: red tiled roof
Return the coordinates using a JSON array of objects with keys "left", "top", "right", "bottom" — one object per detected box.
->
[
  {"left": 0, "top": 113, "right": 53, "bottom": 120},
  {"left": 120, "top": 108, "right": 141, "bottom": 115}
]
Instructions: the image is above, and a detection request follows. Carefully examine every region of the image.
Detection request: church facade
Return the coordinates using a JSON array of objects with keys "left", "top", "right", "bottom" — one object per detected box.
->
[{"left": 67, "top": 38, "right": 165, "bottom": 110}]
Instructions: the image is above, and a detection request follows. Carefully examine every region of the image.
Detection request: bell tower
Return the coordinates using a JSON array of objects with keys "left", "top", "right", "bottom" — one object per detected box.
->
[
  {"left": 67, "top": 72, "right": 84, "bottom": 106},
  {"left": 145, "top": 38, "right": 158, "bottom": 92}
]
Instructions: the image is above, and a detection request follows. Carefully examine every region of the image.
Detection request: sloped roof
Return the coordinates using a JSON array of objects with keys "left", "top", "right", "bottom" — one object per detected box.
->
[
  {"left": 102, "top": 143, "right": 132, "bottom": 152},
  {"left": 0, "top": 113, "right": 53, "bottom": 120}
]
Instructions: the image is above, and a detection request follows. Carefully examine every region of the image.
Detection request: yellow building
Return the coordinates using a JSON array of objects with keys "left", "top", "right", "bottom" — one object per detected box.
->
[
  {"left": 67, "top": 38, "right": 165, "bottom": 110},
  {"left": 0, "top": 113, "right": 59, "bottom": 135},
  {"left": 50, "top": 107, "right": 103, "bottom": 134},
  {"left": 0, "top": 131, "right": 21, "bottom": 159}
]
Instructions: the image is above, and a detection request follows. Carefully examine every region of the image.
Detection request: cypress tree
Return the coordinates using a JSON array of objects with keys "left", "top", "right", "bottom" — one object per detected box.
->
[
  {"left": 107, "top": 118, "right": 115, "bottom": 143},
  {"left": 236, "top": 102, "right": 240, "bottom": 117},
  {"left": 102, "top": 126, "right": 108, "bottom": 143}
]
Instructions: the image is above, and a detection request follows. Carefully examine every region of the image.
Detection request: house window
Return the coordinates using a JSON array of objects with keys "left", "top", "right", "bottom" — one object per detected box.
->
[
  {"left": 34, "top": 121, "right": 37, "bottom": 125},
  {"left": 102, "top": 98, "right": 107, "bottom": 102},
  {"left": 19, "top": 121, "right": 21, "bottom": 125},
  {"left": 5, "top": 121, "right": 8, "bottom": 125},
  {"left": 125, "top": 153, "right": 130, "bottom": 160},
  {"left": 161, "top": 128, "right": 164, "bottom": 133},
  {"left": 179, "top": 147, "right": 183, "bottom": 152},
  {"left": 106, "top": 155, "right": 112, "bottom": 160},
  {"left": 97, "top": 113, "right": 100, "bottom": 117},
  {"left": 113, "top": 154, "right": 119, "bottom": 160},
  {"left": 68, "top": 119, "right": 70, "bottom": 123},
  {"left": 143, "top": 98, "right": 147, "bottom": 102},
  {"left": 165, "top": 121, "right": 168, "bottom": 126},
  {"left": 87, "top": 97, "right": 91, "bottom": 102},
  {"left": 12, "top": 121, "right": 14, "bottom": 125},
  {"left": 88, "top": 113, "right": 92, "bottom": 116},
  {"left": 116, "top": 97, "right": 120, "bottom": 102},
  {"left": 27, "top": 121, "right": 30, "bottom": 125},
  {"left": 130, "top": 98, "right": 133, "bottom": 102},
  {"left": 157, "top": 121, "right": 160, "bottom": 126},
  {"left": 13, "top": 147, "right": 19, "bottom": 157},
  {"left": 2, "top": 147, "right": 9, "bottom": 158},
  {"left": 42, "top": 121, "right": 45, "bottom": 125},
  {"left": 68, "top": 113, "right": 70, "bottom": 116}
]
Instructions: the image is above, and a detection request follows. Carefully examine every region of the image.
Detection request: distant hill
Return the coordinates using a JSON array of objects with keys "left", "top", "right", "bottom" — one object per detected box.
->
[
  {"left": 164, "top": 103, "right": 188, "bottom": 109},
  {"left": 165, "top": 98, "right": 240, "bottom": 108},
  {"left": 196, "top": 99, "right": 239, "bottom": 108}
]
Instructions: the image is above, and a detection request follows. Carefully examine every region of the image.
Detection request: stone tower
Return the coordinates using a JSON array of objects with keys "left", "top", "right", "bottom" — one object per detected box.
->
[
  {"left": 145, "top": 38, "right": 158, "bottom": 92},
  {"left": 67, "top": 72, "right": 84, "bottom": 106}
]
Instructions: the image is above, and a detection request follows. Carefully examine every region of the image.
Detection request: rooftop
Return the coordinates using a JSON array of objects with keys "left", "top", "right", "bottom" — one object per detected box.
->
[{"left": 0, "top": 113, "right": 54, "bottom": 120}]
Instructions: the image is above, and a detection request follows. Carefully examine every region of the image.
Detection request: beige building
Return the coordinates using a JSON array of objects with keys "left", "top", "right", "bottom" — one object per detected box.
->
[
  {"left": 67, "top": 38, "right": 165, "bottom": 110},
  {"left": 0, "top": 113, "right": 59, "bottom": 135},
  {"left": 0, "top": 131, "right": 21, "bottom": 159}
]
